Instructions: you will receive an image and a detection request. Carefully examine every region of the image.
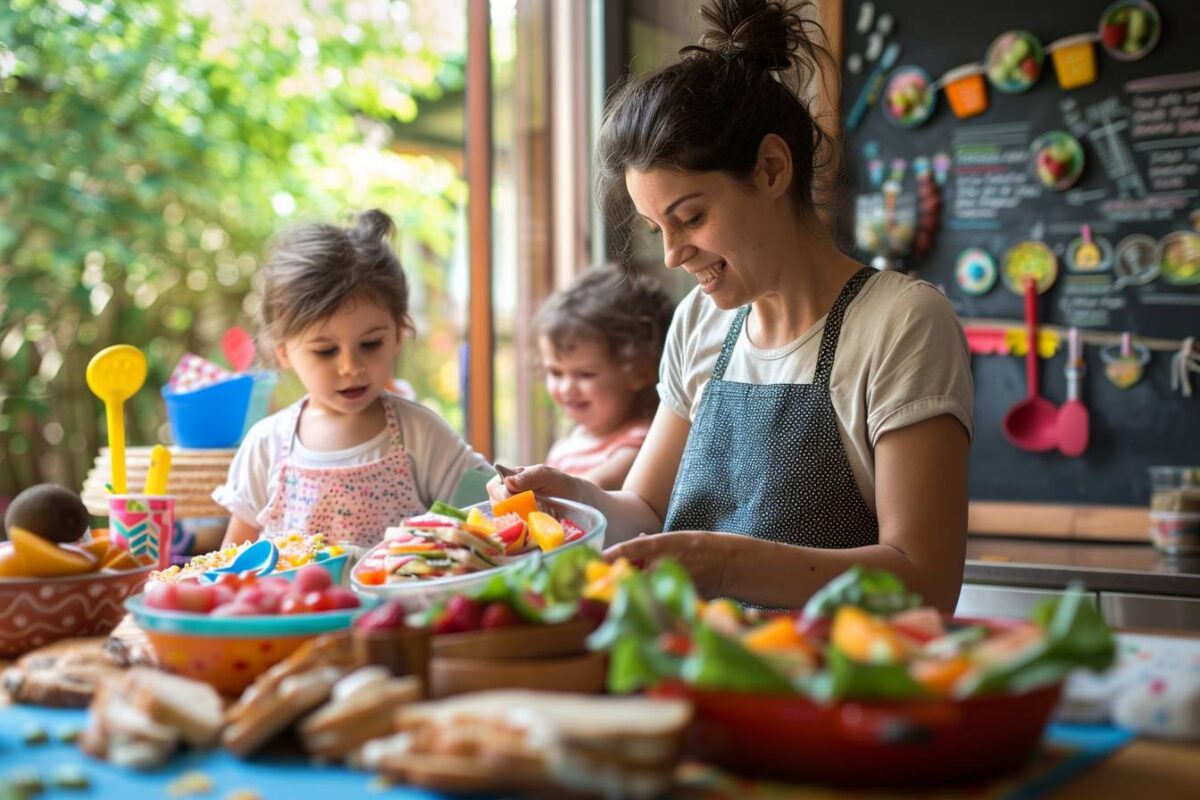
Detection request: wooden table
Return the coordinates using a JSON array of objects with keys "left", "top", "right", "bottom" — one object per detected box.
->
[{"left": 3, "top": 632, "right": 1198, "bottom": 798}]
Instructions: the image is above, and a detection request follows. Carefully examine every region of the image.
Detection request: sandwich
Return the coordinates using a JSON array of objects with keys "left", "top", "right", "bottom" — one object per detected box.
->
[{"left": 298, "top": 666, "right": 422, "bottom": 761}]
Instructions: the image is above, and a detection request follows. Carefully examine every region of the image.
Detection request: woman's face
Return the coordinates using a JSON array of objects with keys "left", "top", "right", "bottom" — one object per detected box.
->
[{"left": 626, "top": 153, "right": 790, "bottom": 310}]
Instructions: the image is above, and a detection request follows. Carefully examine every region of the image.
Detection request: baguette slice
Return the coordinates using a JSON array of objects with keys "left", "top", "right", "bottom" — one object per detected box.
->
[
  {"left": 129, "top": 667, "right": 224, "bottom": 747},
  {"left": 299, "top": 667, "right": 422, "bottom": 761},
  {"left": 222, "top": 666, "right": 344, "bottom": 758}
]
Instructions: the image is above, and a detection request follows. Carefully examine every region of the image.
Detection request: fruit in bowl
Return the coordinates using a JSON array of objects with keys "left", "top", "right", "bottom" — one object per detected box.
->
[
  {"left": 126, "top": 565, "right": 370, "bottom": 695},
  {"left": 1031, "top": 131, "right": 1084, "bottom": 191},
  {"left": 0, "top": 564, "right": 153, "bottom": 658},
  {"left": 588, "top": 563, "right": 1116, "bottom": 787},
  {"left": 351, "top": 494, "right": 606, "bottom": 609},
  {"left": 1100, "top": 0, "right": 1160, "bottom": 60},
  {"left": 986, "top": 30, "right": 1044, "bottom": 93},
  {"left": 0, "top": 483, "right": 153, "bottom": 657},
  {"left": 883, "top": 66, "right": 935, "bottom": 128}
]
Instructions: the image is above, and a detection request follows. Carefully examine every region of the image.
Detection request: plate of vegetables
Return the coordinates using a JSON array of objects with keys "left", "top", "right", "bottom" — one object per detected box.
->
[
  {"left": 587, "top": 564, "right": 1115, "bottom": 787},
  {"left": 986, "top": 30, "right": 1044, "bottom": 93},
  {"left": 1099, "top": 0, "right": 1160, "bottom": 61},
  {"left": 882, "top": 65, "right": 936, "bottom": 128}
]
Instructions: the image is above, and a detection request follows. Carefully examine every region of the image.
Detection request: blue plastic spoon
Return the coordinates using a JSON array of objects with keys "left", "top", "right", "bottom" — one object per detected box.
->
[{"left": 204, "top": 539, "right": 279, "bottom": 581}]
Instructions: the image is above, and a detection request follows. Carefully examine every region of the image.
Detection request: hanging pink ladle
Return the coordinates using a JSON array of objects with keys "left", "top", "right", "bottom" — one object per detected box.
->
[{"left": 1002, "top": 279, "right": 1059, "bottom": 452}]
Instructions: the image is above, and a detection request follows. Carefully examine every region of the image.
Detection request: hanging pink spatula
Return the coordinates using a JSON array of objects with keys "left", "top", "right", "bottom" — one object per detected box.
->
[
  {"left": 1002, "top": 279, "right": 1059, "bottom": 452},
  {"left": 221, "top": 326, "right": 256, "bottom": 373},
  {"left": 1057, "top": 327, "right": 1089, "bottom": 457}
]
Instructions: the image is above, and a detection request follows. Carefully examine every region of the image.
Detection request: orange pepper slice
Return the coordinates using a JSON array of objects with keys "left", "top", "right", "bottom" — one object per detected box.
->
[
  {"left": 830, "top": 606, "right": 909, "bottom": 664},
  {"left": 491, "top": 490, "right": 538, "bottom": 522},
  {"left": 527, "top": 511, "right": 565, "bottom": 551},
  {"left": 909, "top": 656, "right": 973, "bottom": 696}
]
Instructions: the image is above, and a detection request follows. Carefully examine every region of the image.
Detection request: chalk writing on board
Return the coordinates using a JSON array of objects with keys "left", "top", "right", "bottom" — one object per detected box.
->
[{"left": 949, "top": 123, "right": 1040, "bottom": 225}]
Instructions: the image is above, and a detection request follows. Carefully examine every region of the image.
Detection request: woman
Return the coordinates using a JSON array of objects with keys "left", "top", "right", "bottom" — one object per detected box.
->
[{"left": 493, "top": 0, "right": 973, "bottom": 611}]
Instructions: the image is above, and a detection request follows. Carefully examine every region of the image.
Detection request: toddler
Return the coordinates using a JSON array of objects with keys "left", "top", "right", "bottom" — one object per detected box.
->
[
  {"left": 536, "top": 265, "right": 674, "bottom": 489},
  {"left": 214, "top": 210, "right": 491, "bottom": 549}
]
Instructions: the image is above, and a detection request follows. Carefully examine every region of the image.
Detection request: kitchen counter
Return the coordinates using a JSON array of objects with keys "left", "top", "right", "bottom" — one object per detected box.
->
[{"left": 965, "top": 537, "right": 1200, "bottom": 598}]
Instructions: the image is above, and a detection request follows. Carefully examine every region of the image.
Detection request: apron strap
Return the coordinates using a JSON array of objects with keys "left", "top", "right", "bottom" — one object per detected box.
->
[
  {"left": 813, "top": 267, "right": 876, "bottom": 388},
  {"left": 381, "top": 392, "right": 405, "bottom": 450},
  {"left": 280, "top": 397, "right": 307, "bottom": 457},
  {"left": 712, "top": 306, "right": 751, "bottom": 381}
]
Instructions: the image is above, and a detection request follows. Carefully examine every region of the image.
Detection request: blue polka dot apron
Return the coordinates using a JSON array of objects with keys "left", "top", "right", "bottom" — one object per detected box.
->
[{"left": 662, "top": 267, "right": 880, "bottom": 549}]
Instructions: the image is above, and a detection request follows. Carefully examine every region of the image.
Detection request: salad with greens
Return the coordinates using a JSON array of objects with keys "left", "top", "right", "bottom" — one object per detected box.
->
[{"left": 587, "top": 562, "right": 1116, "bottom": 702}]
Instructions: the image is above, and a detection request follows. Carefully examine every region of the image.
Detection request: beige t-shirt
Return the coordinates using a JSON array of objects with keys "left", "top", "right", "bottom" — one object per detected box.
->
[{"left": 658, "top": 270, "right": 973, "bottom": 515}]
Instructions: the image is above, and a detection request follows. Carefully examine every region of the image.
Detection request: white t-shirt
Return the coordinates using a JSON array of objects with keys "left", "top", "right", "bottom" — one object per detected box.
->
[
  {"left": 212, "top": 393, "right": 491, "bottom": 526},
  {"left": 658, "top": 270, "right": 973, "bottom": 515}
]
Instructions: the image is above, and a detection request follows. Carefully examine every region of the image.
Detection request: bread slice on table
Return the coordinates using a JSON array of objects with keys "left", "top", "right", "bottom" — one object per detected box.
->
[
  {"left": 3, "top": 637, "right": 125, "bottom": 708},
  {"left": 222, "top": 631, "right": 362, "bottom": 758},
  {"left": 359, "top": 690, "right": 692, "bottom": 798},
  {"left": 299, "top": 666, "right": 422, "bottom": 761},
  {"left": 129, "top": 667, "right": 224, "bottom": 747},
  {"left": 78, "top": 667, "right": 226, "bottom": 766}
]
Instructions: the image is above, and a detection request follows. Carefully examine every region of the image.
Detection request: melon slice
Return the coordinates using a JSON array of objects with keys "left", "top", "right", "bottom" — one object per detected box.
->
[
  {"left": 100, "top": 547, "right": 142, "bottom": 571},
  {"left": 81, "top": 539, "right": 111, "bottom": 560},
  {"left": 9, "top": 526, "right": 97, "bottom": 577},
  {"left": 0, "top": 544, "right": 25, "bottom": 578}
]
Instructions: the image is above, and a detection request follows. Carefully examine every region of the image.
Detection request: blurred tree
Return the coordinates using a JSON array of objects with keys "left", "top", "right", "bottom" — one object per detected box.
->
[{"left": 0, "top": 0, "right": 469, "bottom": 501}]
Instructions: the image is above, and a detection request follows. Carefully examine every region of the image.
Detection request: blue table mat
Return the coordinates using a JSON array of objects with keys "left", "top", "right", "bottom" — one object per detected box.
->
[{"left": 0, "top": 705, "right": 1132, "bottom": 799}]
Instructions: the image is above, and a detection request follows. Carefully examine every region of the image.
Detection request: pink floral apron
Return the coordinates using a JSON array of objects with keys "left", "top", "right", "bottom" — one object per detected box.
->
[{"left": 258, "top": 395, "right": 425, "bottom": 547}]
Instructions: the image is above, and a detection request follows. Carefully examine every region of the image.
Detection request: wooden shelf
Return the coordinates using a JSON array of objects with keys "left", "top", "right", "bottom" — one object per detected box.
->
[{"left": 969, "top": 501, "right": 1149, "bottom": 542}]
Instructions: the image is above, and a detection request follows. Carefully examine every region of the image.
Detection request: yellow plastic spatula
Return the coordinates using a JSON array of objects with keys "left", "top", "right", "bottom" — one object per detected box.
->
[
  {"left": 86, "top": 345, "right": 148, "bottom": 494},
  {"left": 144, "top": 444, "right": 172, "bottom": 495}
]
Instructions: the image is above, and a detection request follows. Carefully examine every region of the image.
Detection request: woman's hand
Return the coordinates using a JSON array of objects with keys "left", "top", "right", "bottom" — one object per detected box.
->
[
  {"left": 604, "top": 530, "right": 732, "bottom": 599},
  {"left": 486, "top": 463, "right": 586, "bottom": 503}
]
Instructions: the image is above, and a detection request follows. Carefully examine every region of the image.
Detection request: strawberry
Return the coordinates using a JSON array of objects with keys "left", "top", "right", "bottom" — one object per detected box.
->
[
  {"left": 355, "top": 599, "right": 408, "bottom": 632},
  {"left": 1102, "top": 22, "right": 1126, "bottom": 50},
  {"left": 433, "top": 595, "right": 485, "bottom": 634},
  {"left": 294, "top": 564, "right": 332, "bottom": 594},
  {"left": 480, "top": 602, "right": 523, "bottom": 629},
  {"left": 576, "top": 598, "right": 609, "bottom": 628},
  {"left": 1020, "top": 56, "right": 1038, "bottom": 81}
]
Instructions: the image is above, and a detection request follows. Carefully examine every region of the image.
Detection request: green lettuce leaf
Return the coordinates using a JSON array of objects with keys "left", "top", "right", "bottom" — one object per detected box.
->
[
  {"left": 680, "top": 624, "right": 792, "bottom": 694},
  {"left": 801, "top": 566, "right": 922, "bottom": 620},
  {"left": 821, "top": 646, "right": 926, "bottom": 701},
  {"left": 957, "top": 584, "right": 1116, "bottom": 698}
]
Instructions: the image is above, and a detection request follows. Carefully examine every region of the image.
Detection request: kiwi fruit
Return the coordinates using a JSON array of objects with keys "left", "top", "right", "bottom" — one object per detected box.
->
[{"left": 4, "top": 484, "right": 90, "bottom": 544}]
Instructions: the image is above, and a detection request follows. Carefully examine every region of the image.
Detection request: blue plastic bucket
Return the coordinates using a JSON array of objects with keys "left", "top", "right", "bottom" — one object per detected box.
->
[
  {"left": 239, "top": 370, "right": 278, "bottom": 443},
  {"left": 162, "top": 375, "right": 254, "bottom": 448}
]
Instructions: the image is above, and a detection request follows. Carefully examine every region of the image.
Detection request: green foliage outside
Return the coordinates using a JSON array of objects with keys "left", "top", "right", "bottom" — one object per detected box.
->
[{"left": 0, "top": 0, "right": 469, "bottom": 501}]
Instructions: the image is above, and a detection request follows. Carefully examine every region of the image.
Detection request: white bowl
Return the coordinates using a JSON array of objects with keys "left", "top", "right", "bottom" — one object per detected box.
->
[{"left": 350, "top": 496, "right": 606, "bottom": 609}]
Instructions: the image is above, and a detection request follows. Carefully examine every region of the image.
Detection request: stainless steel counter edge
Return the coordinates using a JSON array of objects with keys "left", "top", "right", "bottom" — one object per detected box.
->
[{"left": 964, "top": 559, "right": 1200, "bottom": 598}]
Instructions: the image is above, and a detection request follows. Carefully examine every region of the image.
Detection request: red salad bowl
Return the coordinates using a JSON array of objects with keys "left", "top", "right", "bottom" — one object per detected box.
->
[
  {"left": 651, "top": 616, "right": 1065, "bottom": 787},
  {"left": 652, "top": 679, "right": 1062, "bottom": 787}
]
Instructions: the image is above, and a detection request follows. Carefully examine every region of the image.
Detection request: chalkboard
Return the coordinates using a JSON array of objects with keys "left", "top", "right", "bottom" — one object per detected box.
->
[{"left": 840, "top": 0, "right": 1200, "bottom": 507}]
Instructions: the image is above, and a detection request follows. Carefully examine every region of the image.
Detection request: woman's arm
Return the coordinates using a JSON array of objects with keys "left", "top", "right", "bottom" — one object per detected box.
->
[
  {"left": 607, "top": 414, "right": 969, "bottom": 611},
  {"left": 579, "top": 446, "right": 640, "bottom": 491},
  {"left": 490, "top": 404, "right": 692, "bottom": 545},
  {"left": 220, "top": 515, "right": 262, "bottom": 549}
]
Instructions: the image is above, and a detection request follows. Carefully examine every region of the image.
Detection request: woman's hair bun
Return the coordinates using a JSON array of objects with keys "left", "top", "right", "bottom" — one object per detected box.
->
[
  {"left": 689, "top": 0, "right": 812, "bottom": 74},
  {"left": 353, "top": 208, "right": 396, "bottom": 243}
]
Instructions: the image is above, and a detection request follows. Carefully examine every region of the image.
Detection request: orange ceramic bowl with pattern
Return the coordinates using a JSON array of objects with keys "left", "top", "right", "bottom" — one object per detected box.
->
[
  {"left": 0, "top": 566, "right": 153, "bottom": 658},
  {"left": 137, "top": 629, "right": 314, "bottom": 696},
  {"left": 125, "top": 594, "right": 372, "bottom": 695}
]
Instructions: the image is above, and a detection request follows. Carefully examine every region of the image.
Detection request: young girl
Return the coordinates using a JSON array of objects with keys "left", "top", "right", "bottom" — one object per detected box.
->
[
  {"left": 214, "top": 210, "right": 491, "bottom": 549},
  {"left": 536, "top": 265, "right": 675, "bottom": 490}
]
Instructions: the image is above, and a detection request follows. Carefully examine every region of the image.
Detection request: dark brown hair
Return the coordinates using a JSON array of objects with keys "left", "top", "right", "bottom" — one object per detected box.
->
[
  {"left": 535, "top": 265, "right": 675, "bottom": 415},
  {"left": 257, "top": 209, "right": 413, "bottom": 359},
  {"left": 596, "top": 0, "right": 835, "bottom": 237}
]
